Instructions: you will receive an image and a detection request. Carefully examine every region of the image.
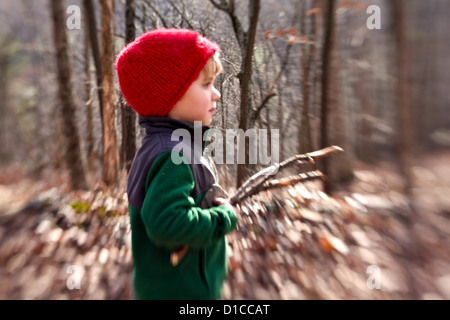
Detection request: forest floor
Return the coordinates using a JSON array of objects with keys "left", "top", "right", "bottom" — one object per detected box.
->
[{"left": 0, "top": 150, "right": 449, "bottom": 300}]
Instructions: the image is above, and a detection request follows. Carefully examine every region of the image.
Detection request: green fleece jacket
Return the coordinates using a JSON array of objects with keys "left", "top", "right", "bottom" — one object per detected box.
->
[{"left": 127, "top": 116, "right": 237, "bottom": 300}]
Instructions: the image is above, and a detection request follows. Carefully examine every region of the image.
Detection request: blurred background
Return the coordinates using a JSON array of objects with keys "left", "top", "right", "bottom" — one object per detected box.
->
[{"left": 0, "top": 0, "right": 449, "bottom": 300}]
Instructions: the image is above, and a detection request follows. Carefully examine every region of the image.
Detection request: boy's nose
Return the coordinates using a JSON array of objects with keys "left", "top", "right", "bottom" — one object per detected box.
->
[{"left": 212, "top": 87, "right": 221, "bottom": 101}]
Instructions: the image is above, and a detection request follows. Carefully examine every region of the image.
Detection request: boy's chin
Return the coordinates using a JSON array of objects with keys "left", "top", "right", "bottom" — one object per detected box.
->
[{"left": 202, "top": 118, "right": 212, "bottom": 126}]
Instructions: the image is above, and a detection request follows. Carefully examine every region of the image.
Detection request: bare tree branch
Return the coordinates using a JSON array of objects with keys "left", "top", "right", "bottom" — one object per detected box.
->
[
  {"left": 252, "top": 43, "right": 293, "bottom": 124},
  {"left": 209, "top": 0, "right": 230, "bottom": 12},
  {"left": 230, "top": 146, "right": 344, "bottom": 205},
  {"left": 141, "top": 0, "right": 168, "bottom": 28},
  {"left": 233, "top": 170, "right": 325, "bottom": 204},
  {"left": 208, "top": 0, "right": 245, "bottom": 54},
  {"left": 167, "top": 0, "right": 194, "bottom": 29},
  {"left": 136, "top": 3, "right": 157, "bottom": 30}
]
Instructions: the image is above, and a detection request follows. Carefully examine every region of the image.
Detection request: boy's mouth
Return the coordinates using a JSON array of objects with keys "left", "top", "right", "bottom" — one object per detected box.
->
[{"left": 208, "top": 107, "right": 216, "bottom": 114}]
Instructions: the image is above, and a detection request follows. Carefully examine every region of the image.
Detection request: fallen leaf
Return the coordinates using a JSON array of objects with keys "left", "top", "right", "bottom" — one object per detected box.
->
[
  {"left": 328, "top": 236, "right": 350, "bottom": 255},
  {"left": 229, "top": 256, "right": 241, "bottom": 271},
  {"left": 319, "top": 236, "right": 333, "bottom": 254},
  {"left": 299, "top": 208, "right": 324, "bottom": 223},
  {"left": 319, "top": 235, "right": 349, "bottom": 255},
  {"left": 263, "top": 235, "right": 278, "bottom": 251}
]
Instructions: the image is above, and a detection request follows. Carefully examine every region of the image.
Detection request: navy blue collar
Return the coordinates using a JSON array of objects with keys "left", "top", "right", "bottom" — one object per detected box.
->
[{"left": 138, "top": 116, "right": 211, "bottom": 150}]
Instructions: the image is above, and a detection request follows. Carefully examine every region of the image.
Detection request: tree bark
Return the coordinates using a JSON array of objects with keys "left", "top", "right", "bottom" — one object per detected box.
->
[
  {"left": 0, "top": 47, "right": 10, "bottom": 164},
  {"left": 83, "top": 3, "right": 95, "bottom": 175},
  {"left": 236, "top": 0, "right": 261, "bottom": 187},
  {"left": 120, "top": 0, "right": 137, "bottom": 172},
  {"left": 310, "top": 0, "right": 321, "bottom": 151},
  {"left": 277, "top": 80, "right": 285, "bottom": 161},
  {"left": 252, "top": 43, "right": 292, "bottom": 128},
  {"left": 327, "top": 3, "right": 354, "bottom": 188},
  {"left": 299, "top": 0, "right": 313, "bottom": 154},
  {"left": 84, "top": 0, "right": 104, "bottom": 135},
  {"left": 100, "top": 0, "right": 120, "bottom": 186},
  {"left": 394, "top": 1, "right": 414, "bottom": 194},
  {"left": 392, "top": 0, "right": 420, "bottom": 300},
  {"left": 49, "top": 0, "right": 87, "bottom": 190},
  {"left": 319, "top": 0, "right": 336, "bottom": 194},
  {"left": 209, "top": 0, "right": 261, "bottom": 188}
]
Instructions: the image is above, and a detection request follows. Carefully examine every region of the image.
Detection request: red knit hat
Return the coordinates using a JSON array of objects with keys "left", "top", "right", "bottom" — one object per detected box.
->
[{"left": 115, "top": 28, "right": 221, "bottom": 116}]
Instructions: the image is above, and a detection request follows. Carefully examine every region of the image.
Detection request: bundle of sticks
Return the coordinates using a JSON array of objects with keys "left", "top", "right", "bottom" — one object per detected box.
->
[
  {"left": 230, "top": 145, "right": 343, "bottom": 205},
  {"left": 170, "top": 145, "right": 344, "bottom": 266}
]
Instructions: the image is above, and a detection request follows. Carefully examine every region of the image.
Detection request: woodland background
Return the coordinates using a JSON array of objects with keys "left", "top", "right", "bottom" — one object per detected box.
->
[{"left": 0, "top": 0, "right": 449, "bottom": 300}]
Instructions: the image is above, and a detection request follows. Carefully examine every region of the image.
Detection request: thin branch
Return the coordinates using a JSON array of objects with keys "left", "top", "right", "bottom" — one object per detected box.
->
[
  {"left": 252, "top": 43, "right": 293, "bottom": 123},
  {"left": 230, "top": 146, "right": 343, "bottom": 205},
  {"left": 209, "top": 0, "right": 230, "bottom": 12},
  {"left": 209, "top": 0, "right": 245, "bottom": 54},
  {"left": 255, "top": 93, "right": 276, "bottom": 115},
  {"left": 235, "top": 170, "right": 325, "bottom": 204},
  {"left": 167, "top": 0, "right": 195, "bottom": 30},
  {"left": 136, "top": 4, "right": 157, "bottom": 30},
  {"left": 141, "top": 0, "right": 168, "bottom": 28}
]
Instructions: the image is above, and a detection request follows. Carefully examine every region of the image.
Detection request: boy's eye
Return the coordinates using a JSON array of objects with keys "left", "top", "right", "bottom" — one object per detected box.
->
[{"left": 203, "top": 77, "right": 215, "bottom": 88}]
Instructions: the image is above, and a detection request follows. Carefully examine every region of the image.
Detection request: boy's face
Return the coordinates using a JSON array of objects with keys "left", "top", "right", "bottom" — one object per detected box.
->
[{"left": 167, "top": 68, "right": 221, "bottom": 126}]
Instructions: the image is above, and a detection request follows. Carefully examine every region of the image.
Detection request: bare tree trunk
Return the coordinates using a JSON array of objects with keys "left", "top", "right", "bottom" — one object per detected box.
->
[
  {"left": 55, "top": 117, "right": 65, "bottom": 169},
  {"left": 101, "top": 0, "right": 119, "bottom": 186},
  {"left": 277, "top": 88, "right": 284, "bottom": 160},
  {"left": 392, "top": 0, "right": 420, "bottom": 300},
  {"left": 310, "top": 0, "right": 321, "bottom": 151},
  {"left": 0, "top": 48, "right": 10, "bottom": 164},
  {"left": 394, "top": 4, "right": 414, "bottom": 194},
  {"left": 219, "top": 73, "right": 226, "bottom": 130},
  {"left": 357, "top": 92, "right": 372, "bottom": 162},
  {"left": 299, "top": 0, "right": 313, "bottom": 153},
  {"left": 0, "top": 47, "right": 14, "bottom": 164},
  {"left": 83, "top": 4, "right": 95, "bottom": 175},
  {"left": 319, "top": 0, "right": 336, "bottom": 194},
  {"left": 237, "top": 0, "right": 260, "bottom": 187},
  {"left": 209, "top": 0, "right": 261, "bottom": 188},
  {"left": 49, "top": 0, "right": 87, "bottom": 190},
  {"left": 219, "top": 73, "right": 227, "bottom": 166},
  {"left": 327, "top": 6, "right": 354, "bottom": 188},
  {"left": 84, "top": 0, "right": 104, "bottom": 137},
  {"left": 120, "top": 0, "right": 137, "bottom": 172}
]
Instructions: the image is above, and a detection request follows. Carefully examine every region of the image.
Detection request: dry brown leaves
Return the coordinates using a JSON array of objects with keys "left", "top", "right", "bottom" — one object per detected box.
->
[{"left": 1, "top": 151, "right": 450, "bottom": 300}]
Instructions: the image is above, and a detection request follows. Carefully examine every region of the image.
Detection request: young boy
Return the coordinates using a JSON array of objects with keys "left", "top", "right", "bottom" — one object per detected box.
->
[{"left": 115, "top": 28, "right": 238, "bottom": 300}]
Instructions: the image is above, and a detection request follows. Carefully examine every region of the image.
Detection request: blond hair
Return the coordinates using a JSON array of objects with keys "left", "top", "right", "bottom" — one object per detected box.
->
[{"left": 202, "top": 52, "right": 223, "bottom": 79}]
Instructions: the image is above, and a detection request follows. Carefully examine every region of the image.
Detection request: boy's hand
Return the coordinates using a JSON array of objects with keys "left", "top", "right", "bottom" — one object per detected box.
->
[{"left": 213, "top": 197, "right": 240, "bottom": 215}]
